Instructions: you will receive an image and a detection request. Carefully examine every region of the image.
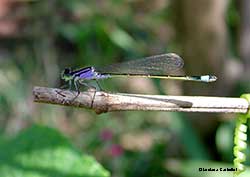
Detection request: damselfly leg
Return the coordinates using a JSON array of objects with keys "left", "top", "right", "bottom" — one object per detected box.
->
[{"left": 78, "top": 79, "right": 100, "bottom": 108}]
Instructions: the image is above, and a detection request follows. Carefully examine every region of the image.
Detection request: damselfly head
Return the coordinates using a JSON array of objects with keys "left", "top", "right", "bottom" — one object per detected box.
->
[{"left": 61, "top": 68, "right": 73, "bottom": 81}]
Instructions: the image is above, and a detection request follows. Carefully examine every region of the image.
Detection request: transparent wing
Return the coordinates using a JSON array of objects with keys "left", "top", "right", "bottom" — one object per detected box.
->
[{"left": 95, "top": 53, "right": 184, "bottom": 76}]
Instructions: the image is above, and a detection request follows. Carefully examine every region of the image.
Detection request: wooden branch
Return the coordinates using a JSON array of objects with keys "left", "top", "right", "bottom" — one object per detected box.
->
[{"left": 33, "top": 86, "right": 249, "bottom": 114}]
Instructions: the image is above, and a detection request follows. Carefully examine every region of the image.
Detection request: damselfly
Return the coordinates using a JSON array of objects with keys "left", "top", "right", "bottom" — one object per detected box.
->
[{"left": 60, "top": 53, "right": 217, "bottom": 100}]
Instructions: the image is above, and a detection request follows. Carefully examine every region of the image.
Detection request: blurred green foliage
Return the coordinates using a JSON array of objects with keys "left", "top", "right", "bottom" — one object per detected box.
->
[{"left": 0, "top": 125, "right": 110, "bottom": 177}]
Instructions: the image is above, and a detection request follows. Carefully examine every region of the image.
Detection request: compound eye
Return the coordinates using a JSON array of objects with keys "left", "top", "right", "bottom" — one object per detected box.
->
[{"left": 64, "top": 68, "right": 71, "bottom": 74}]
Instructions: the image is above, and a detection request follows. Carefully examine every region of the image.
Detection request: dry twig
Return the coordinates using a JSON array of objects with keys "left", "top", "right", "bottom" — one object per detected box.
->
[{"left": 33, "top": 86, "right": 249, "bottom": 114}]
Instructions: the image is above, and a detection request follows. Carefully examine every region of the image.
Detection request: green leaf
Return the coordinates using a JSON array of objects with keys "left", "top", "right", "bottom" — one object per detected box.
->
[
  {"left": 0, "top": 124, "right": 110, "bottom": 177},
  {"left": 108, "top": 27, "right": 136, "bottom": 51}
]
